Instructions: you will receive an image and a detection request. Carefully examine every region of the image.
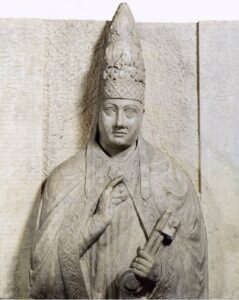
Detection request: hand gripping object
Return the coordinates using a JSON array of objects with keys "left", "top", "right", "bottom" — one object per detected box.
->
[{"left": 117, "top": 209, "right": 181, "bottom": 297}]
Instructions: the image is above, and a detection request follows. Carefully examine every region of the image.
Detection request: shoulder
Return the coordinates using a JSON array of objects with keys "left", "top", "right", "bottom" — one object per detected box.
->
[
  {"left": 38, "top": 149, "right": 87, "bottom": 225},
  {"left": 141, "top": 139, "right": 202, "bottom": 235},
  {"left": 40, "top": 149, "right": 86, "bottom": 216},
  {"left": 46, "top": 149, "right": 86, "bottom": 199},
  {"left": 141, "top": 138, "right": 191, "bottom": 197}
]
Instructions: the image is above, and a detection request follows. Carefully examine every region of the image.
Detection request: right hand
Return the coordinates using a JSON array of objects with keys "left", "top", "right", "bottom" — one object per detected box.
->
[{"left": 96, "top": 176, "right": 124, "bottom": 221}]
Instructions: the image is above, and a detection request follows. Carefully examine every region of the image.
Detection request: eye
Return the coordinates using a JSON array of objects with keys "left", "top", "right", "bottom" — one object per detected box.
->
[
  {"left": 104, "top": 106, "right": 116, "bottom": 116},
  {"left": 125, "top": 108, "right": 137, "bottom": 118}
]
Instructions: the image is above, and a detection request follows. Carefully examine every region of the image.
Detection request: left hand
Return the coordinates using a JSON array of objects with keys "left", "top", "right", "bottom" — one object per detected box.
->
[{"left": 131, "top": 248, "right": 162, "bottom": 283}]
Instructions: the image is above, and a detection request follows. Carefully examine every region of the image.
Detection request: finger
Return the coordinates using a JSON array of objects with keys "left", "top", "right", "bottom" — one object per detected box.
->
[
  {"left": 114, "top": 194, "right": 128, "bottom": 205},
  {"left": 133, "top": 269, "right": 147, "bottom": 279},
  {"left": 103, "top": 176, "right": 124, "bottom": 194},
  {"left": 131, "top": 262, "right": 149, "bottom": 274},
  {"left": 107, "top": 177, "right": 124, "bottom": 194},
  {"left": 112, "top": 197, "right": 126, "bottom": 205},
  {"left": 137, "top": 250, "right": 154, "bottom": 264},
  {"left": 133, "top": 257, "right": 153, "bottom": 269},
  {"left": 110, "top": 176, "right": 124, "bottom": 188},
  {"left": 111, "top": 197, "right": 122, "bottom": 205}
]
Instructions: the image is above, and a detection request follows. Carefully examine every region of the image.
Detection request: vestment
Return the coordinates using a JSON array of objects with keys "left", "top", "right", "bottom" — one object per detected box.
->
[{"left": 30, "top": 136, "right": 208, "bottom": 299}]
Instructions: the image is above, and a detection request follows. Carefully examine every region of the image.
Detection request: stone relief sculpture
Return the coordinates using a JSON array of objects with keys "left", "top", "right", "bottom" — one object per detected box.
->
[{"left": 30, "top": 3, "right": 208, "bottom": 299}]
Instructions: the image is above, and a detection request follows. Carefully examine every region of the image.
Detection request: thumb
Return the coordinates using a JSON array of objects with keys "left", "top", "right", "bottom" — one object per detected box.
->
[{"left": 137, "top": 246, "right": 143, "bottom": 254}]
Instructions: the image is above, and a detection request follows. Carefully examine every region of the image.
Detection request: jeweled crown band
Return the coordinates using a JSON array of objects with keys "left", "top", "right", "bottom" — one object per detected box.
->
[{"left": 102, "top": 80, "right": 145, "bottom": 103}]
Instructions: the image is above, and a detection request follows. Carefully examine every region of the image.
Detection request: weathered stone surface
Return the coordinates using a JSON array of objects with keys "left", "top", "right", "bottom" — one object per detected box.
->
[
  {"left": 0, "top": 19, "right": 44, "bottom": 297},
  {"left": 199, "top": 21, "right": 239, "bottom": 298},
  {"left": 0, "top": 19, "right": 198, "bottom": 298},
  {"left": 42, "top": 20, "right": 106, "bottom": 177}
]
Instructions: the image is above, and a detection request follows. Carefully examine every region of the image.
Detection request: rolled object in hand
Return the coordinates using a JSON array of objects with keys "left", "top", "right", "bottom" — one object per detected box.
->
[{"left": 117, "top": 269, "right": 143, "bottom": 294}]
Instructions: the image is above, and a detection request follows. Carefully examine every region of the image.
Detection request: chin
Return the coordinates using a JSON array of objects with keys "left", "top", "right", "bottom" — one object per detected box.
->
[
  {"left": 110, "top": 138, "right": 131, "bottom": 150},
  {"left": 112, "top": 142, "right": 129, "bottom": 150}
]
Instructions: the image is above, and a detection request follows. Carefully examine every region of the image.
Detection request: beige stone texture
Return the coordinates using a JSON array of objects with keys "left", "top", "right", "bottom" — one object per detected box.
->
[
  {"left": 0, "top": 19, "right": 44, "bottom": 297},
  {"left": 0, "top": 19, "right": 198, "bottom": 298},
  {"left": 199, "top": 21, "right": 239, "bottom": 298}
]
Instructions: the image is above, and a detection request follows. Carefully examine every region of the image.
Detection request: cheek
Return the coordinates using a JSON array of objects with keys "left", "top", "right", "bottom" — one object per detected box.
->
[
  {"left": 99, "top": 113, "right": 115, "bottom": 133},
  {"left": 124, "top": 119, "right": 141, "bottom": 141},
  {"left": 128, "top": 116, "right": 142, "bottom": 131}
]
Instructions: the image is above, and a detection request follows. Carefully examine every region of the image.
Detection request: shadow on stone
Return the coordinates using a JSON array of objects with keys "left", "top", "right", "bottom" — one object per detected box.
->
[{"left": 76, "top": 21, "right": 110, "bottom": 146}]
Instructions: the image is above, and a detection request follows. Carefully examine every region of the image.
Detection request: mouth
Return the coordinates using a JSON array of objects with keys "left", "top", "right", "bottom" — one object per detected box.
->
[{"left": 113, "top": 131, "right": 127, "bottom": 137}]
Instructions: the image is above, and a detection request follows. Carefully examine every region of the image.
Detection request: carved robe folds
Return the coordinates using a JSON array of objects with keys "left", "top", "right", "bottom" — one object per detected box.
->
[{"left": 30, "top": 137, "right": 208, "bottom": 299}]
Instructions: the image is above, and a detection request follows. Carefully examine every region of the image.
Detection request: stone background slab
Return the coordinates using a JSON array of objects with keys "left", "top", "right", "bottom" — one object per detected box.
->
[
  {"left": 199, "top": 21, "right": 239, "bottom": 298},
  {"left": 0, "top": 19, "right": 44, "bottom": 297}
]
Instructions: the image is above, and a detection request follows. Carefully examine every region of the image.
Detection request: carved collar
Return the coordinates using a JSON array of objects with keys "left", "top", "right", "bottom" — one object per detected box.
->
[
  {"left": 91, "top": 141, "right": 139, "bottom": 198},
  {"left": 85, "top": 135, "right": 152, "bottom": 201}
]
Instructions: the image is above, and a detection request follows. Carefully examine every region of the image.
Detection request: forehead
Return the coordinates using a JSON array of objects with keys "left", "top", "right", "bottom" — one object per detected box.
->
[{"left": 101, "top": 99, "right": 143, "bottom": 108}]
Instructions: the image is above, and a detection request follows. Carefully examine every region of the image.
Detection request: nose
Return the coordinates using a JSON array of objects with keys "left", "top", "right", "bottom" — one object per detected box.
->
[{"left": 116, "top": 110, "right": 124, "bottom": 127}]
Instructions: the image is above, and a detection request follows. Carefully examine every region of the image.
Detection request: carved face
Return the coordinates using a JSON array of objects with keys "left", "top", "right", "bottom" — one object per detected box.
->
[{"left": 98, "top": 99, "right": 144, "bottom": 152}]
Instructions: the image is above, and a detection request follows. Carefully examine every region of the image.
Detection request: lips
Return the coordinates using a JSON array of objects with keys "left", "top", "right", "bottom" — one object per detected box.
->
[{"left": 113, "top": 131, "right": 127, "bottom": 136}]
